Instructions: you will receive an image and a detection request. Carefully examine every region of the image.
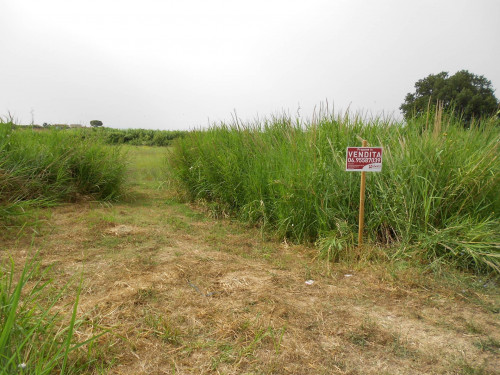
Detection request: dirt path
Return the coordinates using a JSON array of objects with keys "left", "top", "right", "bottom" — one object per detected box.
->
[{"left": 3, "top": 156, "right": 499, "bottom": 374}]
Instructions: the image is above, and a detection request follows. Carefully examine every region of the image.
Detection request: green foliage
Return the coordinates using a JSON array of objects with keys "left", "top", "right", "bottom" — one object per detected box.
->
[
  {"left": 7, "top": 124, "right": 187, "bottom": 147},
  {"left": 69, "top": 127, "right": 186, "bottom": 147},
  {"left": 400, "top": 70, "right": 499, "bottom": 123},
  {"left": 0, "top": 255, "right": 104, "bottom": 373},
  {"left": 90, "top": 120, "right": 103, "bottom": 128},
  {"left": 169, "top": 110, "right": 500, "bottom": 274},
  {"left": 0, "top": 121, "right": 126, "bottom": 224},
  {"left": 93, "top": 128, "right": 187, "bottom": 147}
]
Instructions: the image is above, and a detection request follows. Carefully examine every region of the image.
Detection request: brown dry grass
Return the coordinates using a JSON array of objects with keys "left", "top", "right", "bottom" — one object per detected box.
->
[{"left": 1, "top": 146, "right": 499, "bottom": 374}]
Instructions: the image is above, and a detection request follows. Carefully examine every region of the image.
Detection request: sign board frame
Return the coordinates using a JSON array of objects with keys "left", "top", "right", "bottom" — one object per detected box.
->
[{"left": 346, "top": 147, "right": 383, "bottom": 172}]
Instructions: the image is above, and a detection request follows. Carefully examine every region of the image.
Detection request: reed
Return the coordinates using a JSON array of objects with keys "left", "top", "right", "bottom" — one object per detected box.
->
[
  {"left": 0, "top": 120, "right": 126, "bottom": 224},
  {"left": 170, "top": 109, "right": 499, "bottom": 273}
]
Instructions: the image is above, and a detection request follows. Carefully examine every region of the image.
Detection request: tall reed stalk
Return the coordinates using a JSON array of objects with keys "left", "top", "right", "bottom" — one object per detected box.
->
[
  {"left": 170, "top": 109, "right": 499, "bottom": 273},
  {"left": 0, "top": 121, "right": 126, "bottom": 224}
]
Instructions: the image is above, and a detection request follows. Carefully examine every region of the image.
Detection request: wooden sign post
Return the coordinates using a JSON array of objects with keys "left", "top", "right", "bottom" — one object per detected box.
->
[
  {"left": 358, "top": 140, "right": 367, "bottom": 245},
  {"left": 346, "top": 141, "right": 383, "bottom": 246}
]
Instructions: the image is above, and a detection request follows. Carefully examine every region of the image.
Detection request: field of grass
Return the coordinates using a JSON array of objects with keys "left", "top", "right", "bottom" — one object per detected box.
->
[
  {"left": 14, "top": 124, "right": 187, "bottom": 147},
  {"left": 76, "top": 127, "right": 187, "bottom": 147},
  {"left": 170, "top": 109, "right": 500, "bottom": 274},
  {"left": 10, "top": 125, "right": 187, "bottom": 147},
  {"left": 1, "top": 145, "right": 498, "bottom": 374},
  {"left": 122, "top": 145, "right": 170, "bottom": 190},
  {"left": 1, "top": 107, "right": 499, "bottom": 374},
  {"left": 0, "top": 120, "right": 128, "bottom": 373}
]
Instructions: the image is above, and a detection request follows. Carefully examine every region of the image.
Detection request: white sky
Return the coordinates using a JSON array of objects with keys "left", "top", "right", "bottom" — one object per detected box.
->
[{"left": 1, "top": 0, "right": 499, "bottom": 129}]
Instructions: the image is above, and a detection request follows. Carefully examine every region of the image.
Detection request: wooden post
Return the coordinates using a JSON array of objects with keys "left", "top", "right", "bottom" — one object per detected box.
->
[{"left": 358, "top": 139, "right": 367, "bottom": 246}]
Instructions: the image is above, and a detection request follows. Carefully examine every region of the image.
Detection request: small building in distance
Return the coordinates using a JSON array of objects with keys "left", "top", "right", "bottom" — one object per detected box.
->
[{"left": 52, "top": 124, "right": 70, "bottom": 129}]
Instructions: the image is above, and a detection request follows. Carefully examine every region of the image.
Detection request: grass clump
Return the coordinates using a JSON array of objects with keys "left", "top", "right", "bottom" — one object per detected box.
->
[
  {"left": 0, "top": 255, "right": 104, "bottom": 373},
  {"left": 0, "top": 120, "right": 126, "bottom": 224},
  {"left": 169, "top": 108, "right": 499, "bottom": 274}
]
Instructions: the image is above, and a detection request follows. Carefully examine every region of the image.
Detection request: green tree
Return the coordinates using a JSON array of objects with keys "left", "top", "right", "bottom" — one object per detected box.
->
[
  {"left": 90, "top": 120, "right": 103, "bottom": 128},
  {"left": 400, "top": 70, "right": 499, "bottom": 122}
]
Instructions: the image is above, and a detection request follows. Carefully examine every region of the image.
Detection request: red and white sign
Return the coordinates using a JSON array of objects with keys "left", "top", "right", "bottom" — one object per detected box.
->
[{"left": 346, "top": 147, "right": 383, "bottom": 172}]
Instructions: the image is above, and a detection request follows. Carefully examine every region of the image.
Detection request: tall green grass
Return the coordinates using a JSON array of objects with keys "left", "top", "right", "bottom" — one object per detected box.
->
[
  {"left": 14, "top": 126, "right": 188, "bottom": 146},
  {"left": 0, "top": 121, "right": 126, "bottom": 224},
  {"left": 51, "top": 127, "right": 186, "bottom": 147},
  {"left": 0, "top": 255, "right": 104, "bottom": 373},
  {"left": 169, "top": 109, "right": 499, "bottom": 273},
  {"left": 91, "top": 127, "right": 187, "bottom": 147}
]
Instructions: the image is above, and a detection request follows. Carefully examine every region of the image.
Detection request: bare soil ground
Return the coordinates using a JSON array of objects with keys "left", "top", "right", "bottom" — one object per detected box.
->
[{"left": 2, "top": 147, "right": 499, "bottom": 374}]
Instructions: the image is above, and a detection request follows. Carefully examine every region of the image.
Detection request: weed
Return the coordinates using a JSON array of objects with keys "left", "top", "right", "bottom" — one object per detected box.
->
[
  {"left": 162, "top": 216, "right": 191, "bottom": 231},
  {"left": 348, "top": 319, "right": 390, "bottom": 348},
  {"left": 136, "top": 287, "right": 158, "bottom": 304},
  {"left": 238, "top": 325, "right": 286, "bottom": 357},
  {"left": 211, "top": 343, "right": 235, "bottom": 369},
  {"left": 473, "top": 337, "right": 500, "bottom": 353},
  {"left": 390, "top": 332, "right": 416, "bottom": 358},
  {"left": 0, "top": 254, "right": 105, "bottom": 373},
  {"left": 454, "top": 360, "right": 489, "bottom": 375},
  {"left": 138, "top": 254, "right": 159, "bottom": 268},
  {"left": 143, "top": 309, "right": 182, "bottom": 345},
  {"left": 465, "top": 321, "right": 485, "bottom": 335},
  {"left": 258, "top": 245, "right": 274, "bottom": 259}
]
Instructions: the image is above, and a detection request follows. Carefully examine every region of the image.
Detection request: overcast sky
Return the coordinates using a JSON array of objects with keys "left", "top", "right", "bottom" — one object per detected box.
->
[{"left": 1, "top": 0, "right": 499, "bottom": 129}]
